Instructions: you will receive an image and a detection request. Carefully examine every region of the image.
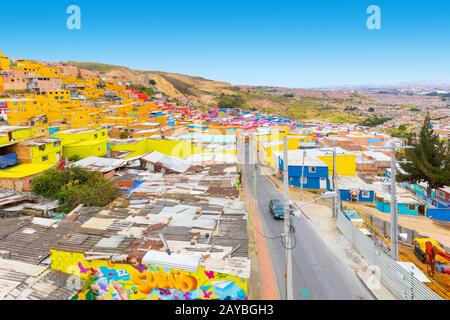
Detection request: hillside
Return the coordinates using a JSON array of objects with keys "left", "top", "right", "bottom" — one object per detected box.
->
[
  {"left": 66, "top": 61, "right": 369, "bottom": 124},
  {"left": 67, "top": 61, "right": 236, "bottom": 105}
]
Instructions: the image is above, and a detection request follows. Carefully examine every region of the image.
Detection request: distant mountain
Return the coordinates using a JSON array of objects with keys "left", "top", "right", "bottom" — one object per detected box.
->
[{"left": 66, "top": 61, "right": 450, "bottom": 125}]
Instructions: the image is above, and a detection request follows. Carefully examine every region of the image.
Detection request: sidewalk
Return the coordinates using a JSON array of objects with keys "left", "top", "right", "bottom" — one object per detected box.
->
[
  {"left": 295, "top": 201, "right": 397, "bottom": 300},
  {"left": 242, "top": 172, "right": 280, "bottom": 300}
]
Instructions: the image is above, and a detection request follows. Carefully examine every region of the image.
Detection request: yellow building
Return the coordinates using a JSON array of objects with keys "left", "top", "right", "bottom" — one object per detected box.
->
[
  {"left": 0, "top": 163, "right": 55, "bottom": 192},
  {"left": 0, "top": 126, "right": 34, "bottom": 143},
  {"left": 110, "top": 138, "right": 197, "bottom": 159},
  {"left": 257, "top": 134, "right": 313, "bottom": 167},
  {"left": 54, "top": 127, "right": 109, "bottom": 159},
  {"left": 39, "top": 90, "right": 71, "bottom": 102},
  {"left": 0, "top": 98, "right": 47, "bottom": 125},
  {"left": 14, "top": 59, "right": 60, "bottom": 78},
  {"left": 318, "top": 154, "right": 357, "bottom": 176},
  {"left": 105, "top": 81, "right": 126, "bottom": 93},
  {"left": 16, "top": 138, "right": 62, "bottom": 165},
  {"left": 0, "top": 49, "right": 11, "bottom": 70}
]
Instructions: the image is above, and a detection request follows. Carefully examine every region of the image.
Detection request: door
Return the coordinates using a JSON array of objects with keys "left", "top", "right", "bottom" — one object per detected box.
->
[
  {"left": 56, "top": 152, "right": 61, "bottom": 162},
  {"left": 320, "top": 178, "right": 327, "bottom": 189}
]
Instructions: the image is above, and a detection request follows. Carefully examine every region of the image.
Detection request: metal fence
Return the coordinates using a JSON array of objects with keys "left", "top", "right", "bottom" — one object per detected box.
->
[{"left": 336, "top": 212, "right": 443, "bottom": 300}]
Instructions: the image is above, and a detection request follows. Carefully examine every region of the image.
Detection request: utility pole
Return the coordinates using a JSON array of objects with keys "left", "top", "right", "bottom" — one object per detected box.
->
[
  {"left": 389, "top": 144, "right": 398, "bottom": 261},
  {"left": 369, "top": 143, "right": 413, "bottom": 261},
  {"left": 283, "top": 136, "right": 294, "bottom": 300},
  {"left": 332, "top": 143, "right": 338, "bottom": 219}
]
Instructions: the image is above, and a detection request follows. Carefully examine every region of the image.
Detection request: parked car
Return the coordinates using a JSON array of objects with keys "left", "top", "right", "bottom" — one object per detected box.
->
[{"left": 269, "top": 199, "right": 285, "bottom": 219}]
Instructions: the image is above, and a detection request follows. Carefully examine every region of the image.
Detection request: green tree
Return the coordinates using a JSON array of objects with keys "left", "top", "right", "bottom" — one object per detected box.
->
[
  {"left": 399, "top": 114, "right": 450, "bottom": 196},
  {"left": 58, "top": 176, "right": 118, "bottom": 212},
  {"left": 31, "top": 168, "right": 118, "bottom": 212},
  {"left": 216, "top": 94, "right": 247, "bottom": 109},
  {"left": 31, "top": 169, "right": 67, "bottom": 199},
  {"left": 68, "top": 155, "right": 81, "bottom": 162},
  {"left": 361, "top": 115, "right": 391, "bottom": 127},
  {"left": 119, "top": 131, "right": 130, "bottom": 139}
]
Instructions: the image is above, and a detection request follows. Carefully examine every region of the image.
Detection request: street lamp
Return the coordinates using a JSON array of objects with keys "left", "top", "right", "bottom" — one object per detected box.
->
[{"left": 290, "top": 191, "right": 339, "bottom": 218}]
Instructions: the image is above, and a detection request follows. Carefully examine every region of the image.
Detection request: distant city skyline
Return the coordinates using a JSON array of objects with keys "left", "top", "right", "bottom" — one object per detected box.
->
[{"left": 1, "top": 0, "right": 450, "bottom": 88}]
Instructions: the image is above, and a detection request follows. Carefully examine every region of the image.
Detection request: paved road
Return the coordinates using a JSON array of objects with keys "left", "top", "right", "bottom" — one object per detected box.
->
[{"left": 242, "top": 147, "right": 373, "bottom": 300}]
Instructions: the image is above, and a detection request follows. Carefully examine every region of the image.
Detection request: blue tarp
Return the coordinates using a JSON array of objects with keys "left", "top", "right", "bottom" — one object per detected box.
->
[
  {"left": 49, "top": 126, "right": 60, "bottom": 135},
  {"left": 0, "top": 153, "right": 18, "bottom": 169},
  {"left": 128, "top": 180, "right": 145, "bottom": 194}
]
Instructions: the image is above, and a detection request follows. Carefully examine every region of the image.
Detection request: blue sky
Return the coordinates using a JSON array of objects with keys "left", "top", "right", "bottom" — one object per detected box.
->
[{"left": 1, "top": 0, "right": 449, "bottom": 88}]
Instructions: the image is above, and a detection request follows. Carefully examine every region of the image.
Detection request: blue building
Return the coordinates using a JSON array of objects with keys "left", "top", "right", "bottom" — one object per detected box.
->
[
  {"left": 375, "top": 192, "right": 425, "bottom": 216},
  {"left": 278, "top": 151, "right": 330, "bottom": 190},
  {"left": 337, "top": 175, "right": 375, "bottom": 203}
]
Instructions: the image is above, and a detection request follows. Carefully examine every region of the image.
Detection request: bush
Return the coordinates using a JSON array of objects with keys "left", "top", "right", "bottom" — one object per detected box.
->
[
  {"left": 68, "top": 155, "right": 81, "bottom": 162},
  {"left": 31, "top": 169, "right": 67, "bottom": 199},
  {"left": 31, "top": 168, "right": 118, "bottom": 212},
  {"left": 58, "top": 176, "right": 118, "bottom": 212},
  {"left": 216, "top": 94, "right": 247, "bottom": 109},
  {"left": 119, "top": 131, "right": 130, "bottom": 139},
  {"left": 361, "top": 115, "right": 391, "bottom": 127}
]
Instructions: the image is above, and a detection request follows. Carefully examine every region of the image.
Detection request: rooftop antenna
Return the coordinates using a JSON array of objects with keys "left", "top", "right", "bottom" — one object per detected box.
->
[{"left": 158, "top": 233, "right": 171, "bottom": 255}]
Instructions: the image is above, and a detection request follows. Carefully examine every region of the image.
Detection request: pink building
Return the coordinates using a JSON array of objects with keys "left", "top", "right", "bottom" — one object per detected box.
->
[
  {"left": 28, "top": 77, "right": 63, "bottom": 93},
  {"left": 1, "top": 70, "right": 29, "bottom": 91},
  {"left": 57, "top": 65, "right": 79, "bottom": 78}
]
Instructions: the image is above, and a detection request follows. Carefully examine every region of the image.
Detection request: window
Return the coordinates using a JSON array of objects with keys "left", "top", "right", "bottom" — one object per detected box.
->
[
  {"left": 42, "top": 155, "right": 48, "bottom": 162},
  {"left": 308, "top": 166, "right": 317, "bottom": 173},
  {"left": 436, "top": 191, "right": 445, "bottom": 199},
  {"left": 407, "top": 204, "right": 416, "bottom": 211},
  {"left": 94, "top": 134, "right": 98, "bottom": 139},
  {"left": 362, "top": 191, "right": 370, "bottom": 198},
  {"left": 300, "top": 177, "right": 308, "bottom": 185},
  {"left": 38, "top": 145, "right": 46, "bottom": 151},
  {"left": 102, "top": 132, "right": 105, "bottom": 136}
]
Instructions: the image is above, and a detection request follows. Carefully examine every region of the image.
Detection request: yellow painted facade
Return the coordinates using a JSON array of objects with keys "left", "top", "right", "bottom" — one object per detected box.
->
[
  {"left": 0, "top": 54, "right": 11, "bottom": 70},
  {"left": 17, "top": 139, "right": 62, "bottom": 165},
  {"left": 54, "top": 128, "right": 109, "bottom": 159},
  {"left": 0, "top": 135, "right": 10, "bottom": 146},
  {"left": 258, "top": 134, "right": 313, "bottom": 167},
  {"left": 318, "top": 154, "right": 357, "bottom": 176},
  {"left": 0, "top": 126, "right": 35, "bottom": 142},
  {"left": 50, "top": 249, "right": 248, "bottom": 301},
  {"left": 111, "top": 138, "right": 198, "bottom": 159},
  {"left": 14, "top": 60, "right": 60, "bottom": 78},
  {"left": 105, "top": 81, "right": 126, "bottom": 93}
]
